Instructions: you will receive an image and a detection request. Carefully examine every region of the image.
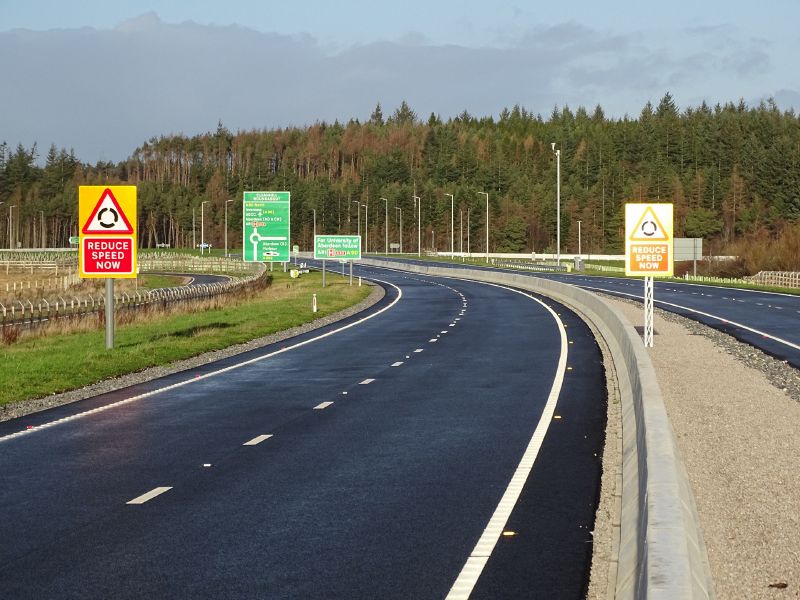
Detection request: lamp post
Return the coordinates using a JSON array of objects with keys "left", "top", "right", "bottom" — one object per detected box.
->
[
  {"left": 459, "top": 209, "right": 463, "bottom": 257},
  {"left": 395, "top": 206, "right": 402, "bottom": 253},
  {"left": 577, "top": 220, "right": 582, "bottom": 257},
  {"left": 9, "top": 204, "right": 17, "bottom": 250},
  {"left": 362, "top": 202, "right": 368, "bottom": 254},
  {"left": 312, "top": 208, "right": 317, "bottom": 244},
  {"left": 40, "top": 210, "right": 45, "bottom": 248},
  {"left": 381, "top": 197, "right": 389, "bottom": 254},
  {"left": 413, "top": 195, "right": 421, "bottom": 256},
  {"left": 192, "top": 207, "right": 196, "bottom": 251},
  {"left": 0, "top": 202, "right": 4, "bottom": 248},
  {"left": 445, "top": 193, "right": 454, "bottom": 256},
  {"left": 478, "top": 192, "right": 489, "bottom": 263},
  {"left": 200, "top": 200, "right": 210, "bottom": 255},
  {"left": 224, "top": 199, "right": 234, "bottom": 257},
  {"left": 551, "top": 143, "right": 561, "bottom": 264},
  {"left": 467, "top": 208, "right": 470, "bottom": 256}
]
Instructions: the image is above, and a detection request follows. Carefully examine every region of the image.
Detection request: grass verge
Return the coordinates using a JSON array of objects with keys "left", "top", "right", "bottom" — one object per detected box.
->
[{"left": 1, "top": 270, "right": 370, "bottom": 408}]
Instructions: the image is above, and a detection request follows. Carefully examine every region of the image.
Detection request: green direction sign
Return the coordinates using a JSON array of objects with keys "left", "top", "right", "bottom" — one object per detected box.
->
[
  {"left": 68, "top": 236, "right": 79, "bottom": 245},
  {"left": 314, "top": 235, "right": 362, "bottom": 260},
  {"left": 243, "top": 191, "right": 290, "bottom": 262}
]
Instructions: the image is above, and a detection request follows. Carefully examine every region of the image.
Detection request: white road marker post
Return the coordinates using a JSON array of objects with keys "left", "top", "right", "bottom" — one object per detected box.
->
[{"left": 312, "top": 293, "right": 318, "bottom": 313}]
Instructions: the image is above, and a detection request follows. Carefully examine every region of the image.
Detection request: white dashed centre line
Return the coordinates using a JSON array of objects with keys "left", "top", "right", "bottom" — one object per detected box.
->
[
  {"left": 414, "top": 349, "right": 424, "bottom": 353},
  {"left": 314, "top": 401, "right": 334, "bottom": 410},
  {"left": 449, "top": 324, "right": 455, "bottom": 327},
  {"left": 243, "top": 434, "right": 273, "bottom": 446},
  {"left": 441, "top": 330, "right": 448, "bottom": 334},
  {"left": 391, "top": 362, "right": 404, "bottom": 367},
  {"left": 127, "top": 487, "right": 172, "bottom": 505},
  {"left": 359, "top": 379, "right": 375, "bottom": 385},
  {"left": 430, "top": 339, "right": 438, "bottom": 343}
]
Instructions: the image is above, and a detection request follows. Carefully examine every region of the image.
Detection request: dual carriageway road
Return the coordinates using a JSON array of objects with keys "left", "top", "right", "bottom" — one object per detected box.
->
[{"left": 0, "top": 263, "right": 607, "bottom": 599}]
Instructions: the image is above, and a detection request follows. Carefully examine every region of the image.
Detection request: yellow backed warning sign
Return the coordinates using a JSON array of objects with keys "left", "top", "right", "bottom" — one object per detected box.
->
[
  {"left": 625, "top": 203, "right": 673, "bottom": 277},
  {"left": 79, "top": 186, "right": 137, "bottom": 279}
]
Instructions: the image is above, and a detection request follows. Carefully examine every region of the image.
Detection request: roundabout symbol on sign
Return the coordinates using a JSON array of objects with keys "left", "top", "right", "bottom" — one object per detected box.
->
[
  {"left": 641, "top": 220, "right": 657, "bottom": 237},
  {"left": 97, "top": 207, "right": 119, "bottom": 228}
]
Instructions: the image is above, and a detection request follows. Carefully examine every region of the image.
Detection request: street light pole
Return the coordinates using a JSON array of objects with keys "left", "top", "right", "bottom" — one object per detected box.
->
[
  {"left": 224, "top": 199, "right": 234, "bottom": 257},
  {"left": 201, "top": 200, "right": 210, "bottom": 255},
  {"left": 395, "top": 206, "right": 402, "bottom": 253},
  {"left": 551, "top": 143, "right": 561, "bottom": 264},
  {"left": 313, "top": 208, "right": 316, "bottom": 243},
  {"left": 445, "top": 193, "right": 454, "bottom": 256},
  {"left": 413, "top": 195, "right": 421, "bottom": 256},
  {"left": 192, "top": 207, "right": 196, "bottom": 251},
  {"left": 459, "top": 210, "right": 463, "bottom": 256},
  {"left": 362, "top": 203, "right": 368, "bottom": 254},
  {"left": 577, "top": 220, "right": 582, "bottom": 257},
  {"left": 478, "top": 192, "right": 489, "bottom": 263},
  {"left": 9, "top": 204, "right": 17, "bottom": 250},
  {"left": 381, "top": 198, "right": 388, "bottom": 254},
  {"left": 467, "top": 209, "right": 470, "bottom": 256}
]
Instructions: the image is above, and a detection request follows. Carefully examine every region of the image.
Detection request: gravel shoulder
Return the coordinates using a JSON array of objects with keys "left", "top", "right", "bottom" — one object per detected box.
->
[
  {"left": 1, "top": 282, "right": 385, "bottom": 424},
  {"left": 601, "top": 294, "right": 800, "bottom": 599}
]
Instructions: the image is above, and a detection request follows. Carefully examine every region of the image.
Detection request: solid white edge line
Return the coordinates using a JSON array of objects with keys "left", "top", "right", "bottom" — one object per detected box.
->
[
  {"left": 443, "top": 279, "right": 569, "bottom": 599},
  {"left": 580, "top": 284, "right": 800, "bottom": 352},
  {"left": 0, "top": 277, "right": 403, "bottom": 444},
  {"left": 314, "top": 401, "right": 334, "bottom": 410},
  {"left": 243, "top": 434, "right": 273, "bottom": 446},
  {"left": 126, "top": 486, "right": 173, "bottom": 505}
]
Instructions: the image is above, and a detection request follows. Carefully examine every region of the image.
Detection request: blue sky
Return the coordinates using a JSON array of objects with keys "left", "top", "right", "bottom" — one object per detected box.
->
[{"left": 1, "top": 1, "right": 798, "bottom": 163}]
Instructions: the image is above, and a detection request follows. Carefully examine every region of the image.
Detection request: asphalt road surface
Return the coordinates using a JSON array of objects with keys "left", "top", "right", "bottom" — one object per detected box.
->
[
  {"left": 375, "top": 257, "right": 800, "bottom": 368},
  {"left": 0, "top": 265, "right": 606, "bottom": 599}
]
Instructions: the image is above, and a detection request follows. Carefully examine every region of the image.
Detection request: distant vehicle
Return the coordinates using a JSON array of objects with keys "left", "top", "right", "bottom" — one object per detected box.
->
[{"left": 197, "top": 243, "right": 212, "bottom": 249}]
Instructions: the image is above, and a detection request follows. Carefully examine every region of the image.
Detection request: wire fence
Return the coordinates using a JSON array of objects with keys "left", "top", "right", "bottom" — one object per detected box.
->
[{"left": 1, "top": 257, "right": 266, "bottom": 331}]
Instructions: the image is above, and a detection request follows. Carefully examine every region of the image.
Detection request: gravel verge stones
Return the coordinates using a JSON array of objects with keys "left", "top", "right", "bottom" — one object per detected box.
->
[
  {"left": 601, "top": 293, "right": 800, "bottom": 599},
  {"left": 1, "top": 282, "right": 385, "bottom": 423}
]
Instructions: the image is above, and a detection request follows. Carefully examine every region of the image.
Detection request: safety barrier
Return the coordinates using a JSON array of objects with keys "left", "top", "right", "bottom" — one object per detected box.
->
[{"left": 361, "top": 257, "right": 713, "bottom": 599}]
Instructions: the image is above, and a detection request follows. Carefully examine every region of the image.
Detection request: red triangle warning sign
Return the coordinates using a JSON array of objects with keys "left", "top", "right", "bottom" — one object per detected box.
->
[
  {"left": 629, "top": 206, "right": 669, "bottom": 241},
  {"left": 82, "top": 188, "right": 134, "bottom": 234}
]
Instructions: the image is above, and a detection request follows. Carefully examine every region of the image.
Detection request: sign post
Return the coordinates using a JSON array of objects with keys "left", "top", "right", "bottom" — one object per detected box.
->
[
  {"left": 625, "top": 203, "right": 673, "bottom": 348},
  {"left": 315, "top": 235, "right": 361, "bottom": 287},
  {"left": 79, "top": 186, "right": 137, "bottom": 350},
  {"left": 243, "top": 191, "right": 290, "bottom": 263}
]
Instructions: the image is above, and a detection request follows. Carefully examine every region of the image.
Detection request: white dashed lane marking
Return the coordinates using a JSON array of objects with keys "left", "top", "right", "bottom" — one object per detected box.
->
[
  {"left": 243, "top": 434, "right": 273, "bottom": 446},
  {"left": 430, "top": 339, "right": 438, "bottom": 343},
  {"left": 127, "top": 487, "right": 172, "bottom": 505},
  {"left": 359, "top": 379, "right": 375, "bottom": 385},
  {"left": 391, "top": 362, "right": 404, "bottom": 367},
  {"left": 414, "top": 349, "right": 424, "bottom": 353},
  {"left": 314, "top": 401, "right": 334, "bottom": 410}
]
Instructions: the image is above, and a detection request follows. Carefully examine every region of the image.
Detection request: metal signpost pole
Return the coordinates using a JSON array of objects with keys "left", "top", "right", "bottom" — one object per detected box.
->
[
  {"left": 349, "top": 261, "right": 353, "bottom": 286},
  {"left": 322, "top": 260, "right": 326, "bottom": 287},
  {"left": 644, "top": 276, "right": 654, "bottom": 348},
  {"left": 105, "top": 279, "right": 114, "bottom": 349}
]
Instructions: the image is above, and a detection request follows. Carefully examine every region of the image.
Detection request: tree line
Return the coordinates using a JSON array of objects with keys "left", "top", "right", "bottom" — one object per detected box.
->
[{"left": 2, "top": 94, "right": 799, "bottom": 268}]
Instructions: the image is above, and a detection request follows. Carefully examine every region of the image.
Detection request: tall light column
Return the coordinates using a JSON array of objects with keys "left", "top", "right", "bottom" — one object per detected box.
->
[
  {"left": 413, "top": 195, "right": 421, "bottom": 256},
  {"left": 445, "top": 193, "right": 454, "bottom": 256},
  {"left": 9, "top": 204, "right": 17, "bottom": 249},
  {"left": 224, "top": 198, "right": 234, "bottom": 257},
  {"left": 551, "top": 143, "right": 561, "bottom": 264},
  {"left": 313, "top": 209, "right": 317, "bottom": 242},
  {"left": 577, "top": 220, "right": 582, "bottom": 257},
  {"left": 381, "top": 197, "right": 389, "bottom": 254},
  {"left": 362, "top": 202, "right": 368, "bottom": 254},
  {"left": 467, "top": 209, "right": 470, "bottom": 255},
  {"left": 395, "top": 206, "right": 402, "bottom": 253},
  {"left": 200, "top": 200, "right": 210, "bottom": 255},
  {"left": 478, "top": 192, "right": 489, "bottom": 263},
  {"left": 459, "top": 210, "right": 463, "bottom": 255}
]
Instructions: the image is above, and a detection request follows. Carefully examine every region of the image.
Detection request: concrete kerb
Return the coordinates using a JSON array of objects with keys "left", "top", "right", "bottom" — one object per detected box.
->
[{"left": 361, "top": 258, "right": 713, "bottom": 599}]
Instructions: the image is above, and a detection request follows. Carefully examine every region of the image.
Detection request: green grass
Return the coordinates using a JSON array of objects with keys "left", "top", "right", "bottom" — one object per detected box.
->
[
  {"left": 1, "top": 270, "right": 370, "bottom": 407},
  {"left": 136, "top": 273, "right": 187, "bottom": 289}
]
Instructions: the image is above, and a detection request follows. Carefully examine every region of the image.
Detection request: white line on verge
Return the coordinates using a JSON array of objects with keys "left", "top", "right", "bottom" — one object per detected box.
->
[
  {"left": 127, "top": 487, "right": 172, "bottom": 505},
  {"left": 0, "top": 278, "right": 404, "bottom": 444},
  {"left": 243, "top": 434, "right": 273, "bottom": 446},
  {"left": 440, "top": 280, "right": 569, "bottom": 600}
]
